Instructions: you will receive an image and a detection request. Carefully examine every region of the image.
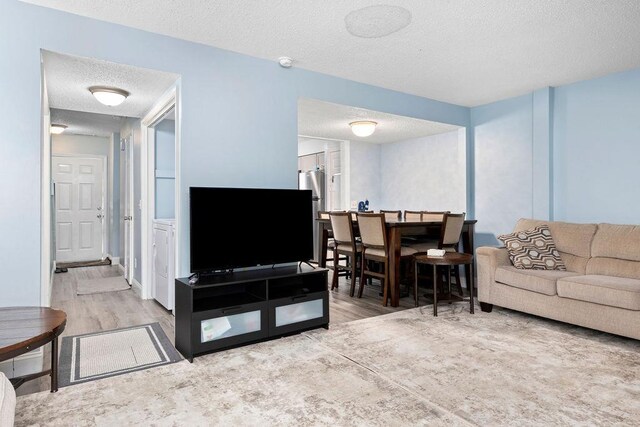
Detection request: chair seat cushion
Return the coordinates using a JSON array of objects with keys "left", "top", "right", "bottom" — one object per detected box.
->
[
  {"left": 364, "top": 247, "right": 416, "bottom": 258},
  {"left": 557, "top": 275, "right": 640, "bottom": 311},
  {"left": 495, "top": 266, "right": 579, "bottom": 296},
  {"left": 336, "top": 242, "right": 362, "bottom": 253}
]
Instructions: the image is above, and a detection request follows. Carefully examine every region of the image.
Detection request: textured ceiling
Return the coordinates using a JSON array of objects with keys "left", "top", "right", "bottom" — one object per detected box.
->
[
  {"left": 298, "top": 98, "right": 460, "bottom": 144},
  {"left": 43, "top": 50, "right": 179, "bottom": 117},
  {"left": 25, "top": 1, "right": 640, "bottom": 106},
  {"left": 50, "top": 109, "right": 126, "bottom": 137}
]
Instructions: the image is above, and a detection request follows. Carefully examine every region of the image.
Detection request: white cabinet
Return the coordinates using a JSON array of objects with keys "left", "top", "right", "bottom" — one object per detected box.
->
[{"left": 152, "top": 219, "right": 175, "bottom": 310}]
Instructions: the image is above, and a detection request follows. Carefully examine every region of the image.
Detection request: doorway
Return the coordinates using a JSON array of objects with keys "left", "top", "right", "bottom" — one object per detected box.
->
[{"left": 52, "top": 155, "right": 106, "bottom": 263}]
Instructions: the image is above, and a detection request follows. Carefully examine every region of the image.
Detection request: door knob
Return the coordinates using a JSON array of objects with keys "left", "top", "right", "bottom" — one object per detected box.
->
[
  {"left": 97, "top": 214, "right": 104, "bottom": 219},
  {"left": 97, "top": 207, "right": 102, "bottom": 211}
]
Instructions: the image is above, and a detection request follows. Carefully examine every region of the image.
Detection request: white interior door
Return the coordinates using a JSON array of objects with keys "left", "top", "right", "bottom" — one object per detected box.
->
[
  {"left": 53, "top": 156, "right": 105, "bottom": 263},
  {"left": 122, "top": 136, "right": 133, "bottom": 283},
  {"left": 153, "top": 225, "right": 170, "bottom": 308}
]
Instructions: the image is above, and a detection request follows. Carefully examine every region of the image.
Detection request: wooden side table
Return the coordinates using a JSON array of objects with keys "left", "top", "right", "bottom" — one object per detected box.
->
[
  {"left": 0, "top": 307, "right": 67, "bottom": 392},
  {"left": 414, "top": 253, "right": 475, "bottom": 316}
]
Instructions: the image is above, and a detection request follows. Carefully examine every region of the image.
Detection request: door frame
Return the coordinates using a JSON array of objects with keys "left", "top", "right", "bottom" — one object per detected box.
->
[
  {"left": 140, "top": 84, "right": 181, "bottom": 300},
  {"left": 51, "top": 153, "right": 109, "bottom": 263},
  {"left": 121, "top": 133, "right": 135, "bottom": 284}
]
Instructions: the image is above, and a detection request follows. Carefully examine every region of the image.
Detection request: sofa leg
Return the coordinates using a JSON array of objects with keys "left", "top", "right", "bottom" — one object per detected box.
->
[{"left": 479, "top": 302, "right": 493, "bottom": 313}]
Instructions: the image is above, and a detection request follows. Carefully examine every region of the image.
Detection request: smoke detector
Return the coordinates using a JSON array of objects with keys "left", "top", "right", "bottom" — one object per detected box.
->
[{"left": 278, "top": 57, "right": 294, "bottom": 68}]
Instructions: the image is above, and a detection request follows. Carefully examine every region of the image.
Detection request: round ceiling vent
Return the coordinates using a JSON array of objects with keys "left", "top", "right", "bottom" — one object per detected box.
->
[{"left": 345, "top": 5, "right": 412, "bottom": 38}]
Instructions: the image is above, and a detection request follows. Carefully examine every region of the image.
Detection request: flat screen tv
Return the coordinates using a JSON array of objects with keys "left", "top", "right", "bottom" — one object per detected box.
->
[{"left": 190, "top": 187, "right": 313, "bottom": 272}]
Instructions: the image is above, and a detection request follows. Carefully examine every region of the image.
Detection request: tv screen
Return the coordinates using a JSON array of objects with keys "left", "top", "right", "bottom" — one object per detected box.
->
[{"left": 190, "top": 187, "right": 313, "bottom": 272}]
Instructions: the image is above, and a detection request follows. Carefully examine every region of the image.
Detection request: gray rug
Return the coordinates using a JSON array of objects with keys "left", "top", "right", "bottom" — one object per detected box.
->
[
  {"left": 76, "top": 276, "right": 130, "bottom": 295},
  {"left": 58, "top": 323, "right": 182, "bottom": 387},
  {"left": 16, "top": 304, "right": 640, "bottom": 426}
]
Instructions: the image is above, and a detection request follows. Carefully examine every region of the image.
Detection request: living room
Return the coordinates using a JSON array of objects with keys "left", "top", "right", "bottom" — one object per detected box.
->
[{"left": 1, "top": 1, "right": 639, "bottom": 426}]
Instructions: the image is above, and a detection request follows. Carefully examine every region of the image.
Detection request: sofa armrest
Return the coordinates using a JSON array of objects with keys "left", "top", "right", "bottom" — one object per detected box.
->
[{"left": 476, "top": 246, "right": 511, "bottom": 303}]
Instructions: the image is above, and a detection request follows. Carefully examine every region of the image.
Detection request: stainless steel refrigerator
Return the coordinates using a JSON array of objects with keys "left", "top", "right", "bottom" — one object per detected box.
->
[{"left": 299, "top": 170, "right": 325, "bottom": 262}]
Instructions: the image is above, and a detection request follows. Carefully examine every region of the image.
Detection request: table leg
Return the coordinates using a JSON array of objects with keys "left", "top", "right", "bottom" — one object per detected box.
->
[
  {"left": 388, "top": 226, "right": 402, "bottom": 307},
  {"left": 414, "top": 260, "right": 418, "bottom": 307},
  {"left": 470, "top": 262, "right": 475, "bottom": 314},
  {"left": 51, "top": 336, "right": 58, "bottom": 392},
  {"left": 433, "top": 264, "right": 438, "bottom": 317},
  {"left": 318, "top": 223, "right": 328, "bottom": 268},
  {"left": 462, "top": 223, "right": 476, "bottom": 294}
]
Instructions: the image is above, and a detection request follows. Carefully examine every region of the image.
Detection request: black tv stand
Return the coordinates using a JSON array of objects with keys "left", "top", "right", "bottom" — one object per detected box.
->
[{"left": 175, "top": 264, "right": 329, "bottom": 362}]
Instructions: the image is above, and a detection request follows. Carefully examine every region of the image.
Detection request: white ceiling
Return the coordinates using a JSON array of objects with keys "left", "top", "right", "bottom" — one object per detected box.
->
[
  {"left": 298, "top": 98, "right": 460, "bottom": 144},
  {"left": 50, "top": 109, "right": 126, "bottom": 137},
  {"left": 25, "top": 1, "right": 640, "bottom": 107},
  {"left": 42, "top": 50, "right": 179, "bottom": 118}
]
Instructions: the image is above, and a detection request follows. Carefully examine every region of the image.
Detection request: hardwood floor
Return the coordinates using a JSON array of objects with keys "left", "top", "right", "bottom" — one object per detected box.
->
[{"left": 17, "top": 265, "right": 415, "bottom": 395}]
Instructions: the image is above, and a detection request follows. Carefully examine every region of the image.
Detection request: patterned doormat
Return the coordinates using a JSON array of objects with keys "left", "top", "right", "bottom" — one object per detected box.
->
[{"left": 58, "top": 323, "right": 181, "bottom": 387}]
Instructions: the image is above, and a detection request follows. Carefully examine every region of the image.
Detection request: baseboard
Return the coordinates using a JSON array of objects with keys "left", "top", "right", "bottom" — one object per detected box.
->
[
  {"left": 107, "top": 255, "right": 120, "bottom": 265},
  {"left": 132, "top": 278, "right": 143, "bottom": 297},
  {"left": 0, "top": 348, "right": 44, "bottom": 379}
]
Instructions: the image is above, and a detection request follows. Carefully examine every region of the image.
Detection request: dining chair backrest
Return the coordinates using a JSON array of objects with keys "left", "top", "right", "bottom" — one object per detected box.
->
[
  {"left": 380, "top": 210, "right": 401, "bottom": 221},
  {"left": 350, "top": 210, "right": 372, "bottom": 221},
  {"left": 330, "top": 212, "right": 355, "bottom": 246},
  {"left": 404, "top": 210, "right": 423, "bottom": 221},
  {"left": 421, "top": 211, "right": 450, "bottom": 222},
  {"left": 318, "top": 211, "right": 330, "bottom": 220},
  {"left": 357, "top": 213, "right": 387, "bottom": 249},
  {"left": 440, "top": 212, "right": 466, "bottom": 247}
]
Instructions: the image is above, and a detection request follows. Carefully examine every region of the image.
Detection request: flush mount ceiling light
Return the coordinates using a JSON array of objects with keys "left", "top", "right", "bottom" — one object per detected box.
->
[
  {"left": 50, "top": 124, "right": 67, "bottom": 134},
  {"left": 278, "top": 56, "right": 294, "bottom": 68},
  {"left": 89, "top": 86, "right": 129, "bottom": 106},
  {"left": 349, "top": 121, "right": 378, "bottom": 137},
  {"left": 345, "top": 5, "right": 412, "bottom": 38}
]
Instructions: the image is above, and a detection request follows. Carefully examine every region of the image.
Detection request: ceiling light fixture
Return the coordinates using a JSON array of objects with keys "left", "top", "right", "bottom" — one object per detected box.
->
[
  {"left": 89, "top": 86, "right": 129, "bottom": 106},
  {"left": 278, "top": 57, "right": 293, "bottom": 68},
  {"left": 50, "top": 124, "right": 67, "bottom": 134},
  {"left": 349, "top": 121, "right": 378, "bottom": 137}
]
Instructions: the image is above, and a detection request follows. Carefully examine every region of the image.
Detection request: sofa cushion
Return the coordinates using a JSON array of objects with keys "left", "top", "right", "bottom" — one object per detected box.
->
[
  {"left": 495, "top": 266, "right": 579, "bottom": 296},
  {"left": 591, "top": 223, "right": 640, "bottom": 261},
  {"left": 586, "top": 258, "right": 640, "bottom": 281},
  {"left": 0, "top": 372, "right": 16, "bottom": 427},
  {"left": 514, "top": 219, "right": 597, "bottom": 273},
  {"left": 498, "top": 225, "right": 566, "bottom": 270},
  {"left": 557, "top": 275, "right": 640, "bottom": 311}
]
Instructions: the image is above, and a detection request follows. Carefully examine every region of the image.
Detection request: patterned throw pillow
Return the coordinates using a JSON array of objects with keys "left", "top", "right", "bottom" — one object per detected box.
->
[{"left": 498, "top": 225, "right": 566, "bottom": 270}]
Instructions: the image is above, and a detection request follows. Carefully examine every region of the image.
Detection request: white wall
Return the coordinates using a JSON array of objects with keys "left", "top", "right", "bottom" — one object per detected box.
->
[
  {"left": 348, "top": 130, "right": 466, "bottom": 213},
  {"left": 379, "top": 129, "right": 466, "bottom": 212},
  {"left": 53, "top": 133, "right": 110, "bottom": 156},
  {"left": 348, "top": 140, "right": 381, "bottom": 210},
  {"left": 298, "top": 137, "right": 340, "bottom": 157}
]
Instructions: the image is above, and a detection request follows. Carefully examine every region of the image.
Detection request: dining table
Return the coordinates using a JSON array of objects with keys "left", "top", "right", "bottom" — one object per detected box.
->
[{"left": 316, "top": 217, "right": 478, "bottom": 307}]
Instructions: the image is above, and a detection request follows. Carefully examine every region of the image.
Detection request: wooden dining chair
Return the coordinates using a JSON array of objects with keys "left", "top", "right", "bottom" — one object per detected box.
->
[
  {"left": 421, "top": 211, "right": 450, "bottom": 222},
  {"left": 380, "top": 210, "right": 401, "bottom": 221},
  {"left": 319, "top": 211, "right": 348, "bottom": 276},
  {"left": 329, "top": 212, "right": 362, "bottom": 296},
  {"left": 403, "top": 210, "right": 423, "bottom": 221},
  {"left": 412, "top": 212, "right": 467, "bottom": 296},
  {"left": 357, "top": 213, "right": 417, "bottom": 306}
]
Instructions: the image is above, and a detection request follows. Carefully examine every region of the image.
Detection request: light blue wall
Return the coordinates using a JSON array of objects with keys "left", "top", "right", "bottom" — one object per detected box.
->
[
  {"left": 471, "top": 94, "right": 535, "bottom": 247},
  {"left": 155, "top": 119, "right": 175, "bottom": 219},
  {"left": 0, "top": 0, "right": 468, "bottom": 306},
  {"left": 553, "top": 68, "right": 640, "bottom": 224}
]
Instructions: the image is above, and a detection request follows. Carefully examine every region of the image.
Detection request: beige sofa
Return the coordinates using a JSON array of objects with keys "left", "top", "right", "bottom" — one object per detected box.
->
[
  {"left": 477, "top": 219, "right": 640, "bottom": 340},
  {"left": 0, "top": 372, "right": 15, "bottom": 427}
]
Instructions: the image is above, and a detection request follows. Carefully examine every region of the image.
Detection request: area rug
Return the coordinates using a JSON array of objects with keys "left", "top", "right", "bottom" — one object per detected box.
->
[
  {"left": 16, "top": 305, "right": 640, "bottom": 426},
  {"left": 76, "top": 276, "right": 130, "bottom": 295},
  {"left": 57, "top": 323, "right": 182, "bottom": 387},
  {"left": 57, "top": 257, "right": 112, "bottom": 269}
]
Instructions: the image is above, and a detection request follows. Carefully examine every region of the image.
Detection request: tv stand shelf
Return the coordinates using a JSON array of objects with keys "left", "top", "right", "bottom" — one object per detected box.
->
[{"left": 175, "top": 265, "right": 328, "bottom": 361}]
